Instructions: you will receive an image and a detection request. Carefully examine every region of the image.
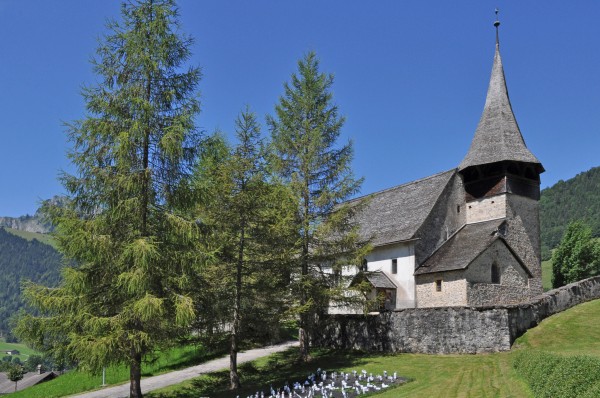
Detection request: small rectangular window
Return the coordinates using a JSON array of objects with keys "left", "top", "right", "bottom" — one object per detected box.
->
[
  {"left": 491, "top": 263, "right": 500, "bottom": 284},
  {"left": 435, "top": 279, "right": 442, "bottom": 292},
  {"left": 392, "top": 259, "right": 397, "bottom": 274}
]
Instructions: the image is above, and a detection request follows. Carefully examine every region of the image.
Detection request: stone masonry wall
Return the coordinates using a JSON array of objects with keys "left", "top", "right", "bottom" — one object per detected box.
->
[
  {"left": 466, "top": 194, "right": 507, "bottom": 224},
  {"left": 414, "top": 172, "right": 466, "bottom": 265},
  {"left": 466, "top": 239, "right": 532, "bottom": 306},
  {"left": 506, "top": 276, "right": 600, "bottom": 342},
  {"left": 415, "top": 270, "right": 467, "bottom": 307},
  {"left": 314, "top": 276, "right": 600, "bottom": 354},
  {"left": 313, "top": 306, "right": 512, "bottom": 354},
  {"left": 505, "top": 194, "right": 542, "bottom": 295}
]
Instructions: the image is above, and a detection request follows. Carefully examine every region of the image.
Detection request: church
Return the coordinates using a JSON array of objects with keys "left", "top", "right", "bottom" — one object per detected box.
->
[{"left": 339, "top": 20, "right": 544, "bottom": 311}]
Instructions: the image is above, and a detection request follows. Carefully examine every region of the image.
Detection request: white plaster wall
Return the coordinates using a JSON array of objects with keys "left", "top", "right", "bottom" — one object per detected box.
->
[
  {"left": 366, "top": 242, "right": 416, "bottom": 308},
  {"left": 466, "top": 194, "right": 507, "bottom": 224}
]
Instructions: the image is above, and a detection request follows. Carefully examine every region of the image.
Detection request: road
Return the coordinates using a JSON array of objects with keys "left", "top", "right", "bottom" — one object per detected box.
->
[{"left": 69, "top": 341, "right": 299, "bottom": 398}]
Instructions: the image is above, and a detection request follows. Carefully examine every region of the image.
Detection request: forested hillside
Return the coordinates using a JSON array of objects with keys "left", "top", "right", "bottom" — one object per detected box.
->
[
  {"left": 540, "top": 166, "right": 600, "bottom": 257},
  {"left": 0, "top": 227, "right": 62, "bottom": 338}
]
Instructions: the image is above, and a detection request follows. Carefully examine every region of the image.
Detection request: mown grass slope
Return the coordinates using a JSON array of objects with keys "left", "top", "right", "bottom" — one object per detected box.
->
[
  {"left": 150, "top": 299, "right": 600, "bottom": 398},
  {"left": 0, "top": 339, "right": 39, "bottom": 362},
  {"left": 9, "top": 344, "right": 213, "bottom": 398},
  {"left": 5, "top": 227, "right": 56, "bottom": 248},
  {"left": 542, "top": 259, "right": 552, "bottom": 291},
  {"left": 513, "top": 298, "right": 600, "bottom": 356},
  {"left": 13, "top": 299, "right": 600, "bottom": 397}
]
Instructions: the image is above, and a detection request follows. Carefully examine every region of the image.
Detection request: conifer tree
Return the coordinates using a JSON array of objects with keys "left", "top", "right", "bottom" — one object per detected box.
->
[
  {"left": 268, "top": 52, "right": 368, "bottom": 361},
  {"left": 194, "top": 109, "right": 295, "bottom": 388},
  {"left": 15, "top": 1, "right": 202, "bottom": 397}
]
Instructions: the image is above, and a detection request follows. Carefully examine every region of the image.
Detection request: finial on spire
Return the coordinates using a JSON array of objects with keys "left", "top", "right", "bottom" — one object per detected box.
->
[{"left": 494, "top": 8, "right": 500, "bottom": 47}]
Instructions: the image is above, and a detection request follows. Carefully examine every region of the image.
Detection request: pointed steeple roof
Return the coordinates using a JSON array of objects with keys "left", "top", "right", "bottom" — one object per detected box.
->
[{"left": 459, "top": 29, "right": 544, "bottom": 173}]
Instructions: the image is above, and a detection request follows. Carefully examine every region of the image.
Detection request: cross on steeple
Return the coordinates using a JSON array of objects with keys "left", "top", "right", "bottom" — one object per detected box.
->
[{"left": 494, "top": 8, "right": 500, "bottom": 47}]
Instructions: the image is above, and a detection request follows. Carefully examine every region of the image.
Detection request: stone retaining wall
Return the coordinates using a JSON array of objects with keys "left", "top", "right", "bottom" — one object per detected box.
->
[{"left": 313, "top": 276, "right": 600, "bottom": 354}]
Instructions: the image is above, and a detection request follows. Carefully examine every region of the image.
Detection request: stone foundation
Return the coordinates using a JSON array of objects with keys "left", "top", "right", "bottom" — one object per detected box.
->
[{"left": 313, "top": 276, "right": 600, "bottom": 354}]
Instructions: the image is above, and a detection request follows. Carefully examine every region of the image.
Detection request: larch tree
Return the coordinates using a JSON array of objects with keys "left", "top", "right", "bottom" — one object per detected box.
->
[
  {"left": 194, "top": 109, "right": 296, "bottom": 389},
  {"left": 267, "top": 52, "right": 369, "bottom": 362},
  {"left": 15, "top": 1, "right": 203, "bottom": 397}
]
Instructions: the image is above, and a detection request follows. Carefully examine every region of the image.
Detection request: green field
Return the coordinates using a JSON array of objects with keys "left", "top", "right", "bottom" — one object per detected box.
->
[
  {"left": 149, "top": 299, "right": 600, "bottom": 398},
  {"left": 10, "top": 343, "right": 214, "bottom": 398},
  {"left": 542, "top": 259, "right": 552, "bottom": 291},
  {"left": 5, "top": 227, "right": 56, "bottom": 248},
  {"left": 9, "top": 299, "right": 600, "bottom": 397},
  {"left": 0, "top": 339, "right": 39, "bottom": 362}
]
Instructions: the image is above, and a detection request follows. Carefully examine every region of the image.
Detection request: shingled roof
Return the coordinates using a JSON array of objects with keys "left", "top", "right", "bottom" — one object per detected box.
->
[
  {"left": 415, "top": 219, "right": 531, "bottom": 276},
  {"left": 350, "top": 271, "right": 397, "bottom": 289},
  {"left": 349, "top": 170, "right": 455, "bottom": 247},
  {"left": 458, "top": 43, "right": 543, "bottom": 173}
]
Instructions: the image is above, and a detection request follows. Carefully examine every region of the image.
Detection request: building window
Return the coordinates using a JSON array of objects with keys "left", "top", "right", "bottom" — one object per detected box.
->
[
  {"left": 435, "top": 279, "right": 442, "bottom": 292},
  {"left": 491, "top": 262, "right": 500, "bottom": 284},
  {"left": 361, "top": 258, "right": 368, "bottom": 272},
  {"left": 392, "top": 259, "right": 397, "bottom": 274},
  {"left": 457, "top": 205, "right": 460, "bottom": 213}
]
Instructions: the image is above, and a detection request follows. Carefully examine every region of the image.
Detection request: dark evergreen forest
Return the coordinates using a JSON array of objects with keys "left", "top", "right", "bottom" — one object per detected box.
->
[
  {"left": 0, "top": 227, "right": 62, "bottom": 338},
  {"left": 540, "top": 166, "right": 600, "bottom": 259}
]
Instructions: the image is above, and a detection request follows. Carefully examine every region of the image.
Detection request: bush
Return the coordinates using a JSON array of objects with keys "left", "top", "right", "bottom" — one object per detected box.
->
[{"left": 514, "top": 350, "right": 600, "bottom": 397}]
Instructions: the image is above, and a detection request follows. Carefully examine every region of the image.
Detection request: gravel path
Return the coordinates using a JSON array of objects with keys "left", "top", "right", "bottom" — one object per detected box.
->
[{"left": 69, "top": 341, "right": 299, "bottom": 398}]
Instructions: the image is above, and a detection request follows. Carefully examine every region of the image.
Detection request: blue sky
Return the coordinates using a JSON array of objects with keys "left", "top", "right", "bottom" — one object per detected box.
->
[{"left": 0, "top": 1, "right": 599, "bottom": 217}]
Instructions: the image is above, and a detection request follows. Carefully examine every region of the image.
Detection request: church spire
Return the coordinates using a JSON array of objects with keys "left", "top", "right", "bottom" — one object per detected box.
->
[{"left": 458, "top": 14, "right": 544, "bottom": 173}]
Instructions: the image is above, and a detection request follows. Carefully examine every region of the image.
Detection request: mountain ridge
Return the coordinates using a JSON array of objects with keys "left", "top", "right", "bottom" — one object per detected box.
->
[{"left": 0, "top": 196, "right": 65, "bottom": 234}]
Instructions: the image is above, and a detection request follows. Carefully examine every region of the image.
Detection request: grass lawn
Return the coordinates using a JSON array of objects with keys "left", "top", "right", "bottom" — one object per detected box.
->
[
  {"left": 11, "top": 300, "right": 600, "bottom": 397},
  {"left": 0, "top": 339, "right": 39, "bottom": 362},
  {"left": 542, "top": 259, "right": 552, "bottom": 291},
  {"left": 513, "top": 298, "right": 600, "bottom": 356},
  {"left": 9, "top": 343, "right": 215, "bottom": 398},
  {"left": 149, "top": 299, "right": 600, "bottom": 398},
  {"left": 5, "top": 227, "right": 56, "bottom": 248},
  {"left": 149, "top": 350, "right": 530, "bottom": 398}
]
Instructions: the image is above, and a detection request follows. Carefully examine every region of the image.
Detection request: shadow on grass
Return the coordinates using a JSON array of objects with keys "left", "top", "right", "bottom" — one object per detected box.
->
[
  {"left": 143, "top": 342, "right": 230, "bottom": 377},
  {"left": 150, "top": 348, "right": 393, "bottom": 398}
]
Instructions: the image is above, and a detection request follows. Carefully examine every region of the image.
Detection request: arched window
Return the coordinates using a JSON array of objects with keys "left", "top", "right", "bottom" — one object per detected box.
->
[{"left": 491, "top": 262, "right": 500, "bottom": 284}]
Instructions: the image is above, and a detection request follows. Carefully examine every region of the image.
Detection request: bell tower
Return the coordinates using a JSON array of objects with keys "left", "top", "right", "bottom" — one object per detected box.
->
[{"left": 458, "top": 13, "right": 545, "bottom": 294}]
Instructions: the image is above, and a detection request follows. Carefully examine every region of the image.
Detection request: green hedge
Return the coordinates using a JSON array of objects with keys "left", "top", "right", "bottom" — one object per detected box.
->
[{"left": 513, "top": 350, "right": 600, "bottom": 397}]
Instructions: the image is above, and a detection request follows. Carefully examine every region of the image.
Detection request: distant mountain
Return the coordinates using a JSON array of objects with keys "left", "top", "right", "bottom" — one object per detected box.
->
[
  {"left": 0, "top": 227, "right": 63, "bottom": 338},
  {"left": 0, "top": 214, "right": 51, "bottom": 234},
  {"left": 0, "top": 196, "right": 65, "bottom": 234},
  {"left": 540, "top": 166, "right": 600, "bottom": 257}
]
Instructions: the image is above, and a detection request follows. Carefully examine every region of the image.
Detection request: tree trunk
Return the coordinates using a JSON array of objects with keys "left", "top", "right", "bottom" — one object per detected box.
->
[
  {"left": 130, "top": 352, "right": 143, "bottom": 398},
  {"left": 230, "top": 226, "right": 245, "bottom": 389},
  {"left": 230, "top": 344, "right": 240, "bottom": 389},
  {"left": 299, "top": 324, "right": 310, "bottom": 362},
  {"left": 299, "top": 191, "right": 310, "bottom": 362}
]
